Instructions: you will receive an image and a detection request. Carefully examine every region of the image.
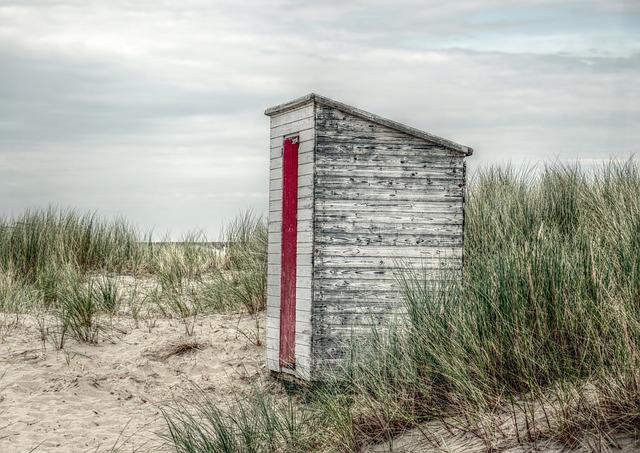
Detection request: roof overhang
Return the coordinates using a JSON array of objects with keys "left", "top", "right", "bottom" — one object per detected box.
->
[{"left": 265, "top": 93, "right": 473, "bottom": 156}]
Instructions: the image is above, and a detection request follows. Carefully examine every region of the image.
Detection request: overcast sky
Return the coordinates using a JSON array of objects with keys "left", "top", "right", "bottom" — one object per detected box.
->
[{"left": 1, "top": 1, "right": 638, "bottom": 239}]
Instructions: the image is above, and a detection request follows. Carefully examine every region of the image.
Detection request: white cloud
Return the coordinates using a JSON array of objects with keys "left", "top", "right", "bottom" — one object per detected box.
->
[{"left": 0, "top": 0, "right": 638, "bottom": 237}]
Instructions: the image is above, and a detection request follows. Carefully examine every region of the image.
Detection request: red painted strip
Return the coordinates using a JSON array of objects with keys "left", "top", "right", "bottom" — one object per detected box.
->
[{"left": 279, "top": 136, "right": 299, "bottom": 369}]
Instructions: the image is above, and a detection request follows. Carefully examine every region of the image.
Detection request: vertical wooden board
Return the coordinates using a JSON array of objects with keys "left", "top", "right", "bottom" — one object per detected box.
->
[
  {"left": 266, "top": 121, "right": 282, "bottom": 372},
  {"left": 280, "top": 136, "right": 299, "bottom": 369}
]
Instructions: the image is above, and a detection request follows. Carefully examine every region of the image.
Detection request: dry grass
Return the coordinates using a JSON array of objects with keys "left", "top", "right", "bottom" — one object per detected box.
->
[{"left": 144, "top": 338, "right": 209, "bottom": 361}]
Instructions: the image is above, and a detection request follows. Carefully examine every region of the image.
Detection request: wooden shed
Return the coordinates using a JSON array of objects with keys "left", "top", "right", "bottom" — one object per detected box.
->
[{"left": 265, "top": 93, "right": 473, "bottom": 380}]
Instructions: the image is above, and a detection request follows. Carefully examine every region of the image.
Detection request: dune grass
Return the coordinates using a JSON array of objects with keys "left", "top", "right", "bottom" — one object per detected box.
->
[
  {"left": 0, "top": 208, "right": 144, "bottom": 281},
  {"left": 196, "top": 213, "right": 267, "bottom": 310},
  {"left": 319, "top": 160, "right": 640, "bottom": 449},
  {"left": 0, "top": 208, "right": 267, "bottom": 343},
  {"left": 163, "top": 160, "right": 640, "bottom": 451},
  {"left": 2, "top": 161, "right": 637, "bottom": 450},
  {"left": 163, "top": 390, "right": 313, "bottom": 453}
]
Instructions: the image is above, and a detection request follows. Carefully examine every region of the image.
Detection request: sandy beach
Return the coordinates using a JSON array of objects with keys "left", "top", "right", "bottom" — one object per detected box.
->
[{"left": 0, "top": 312, "right": 266, "bottom": 452}]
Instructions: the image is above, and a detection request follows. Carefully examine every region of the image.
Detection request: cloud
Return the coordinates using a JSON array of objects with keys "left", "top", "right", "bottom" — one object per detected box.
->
[{"left": 0, "top": 0, "right": 638, "bottom": 238}]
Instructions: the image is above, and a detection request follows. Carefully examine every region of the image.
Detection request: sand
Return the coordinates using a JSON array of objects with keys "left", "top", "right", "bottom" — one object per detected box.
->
[
  {"left": 3, "top": 306, "right": 639, "bottom": 453},
  {"left": 0, "top": 312, "right": 267, "bottom": 452},
  {"left": 366, "top": 399, "right": 640, "bottom": 453}
]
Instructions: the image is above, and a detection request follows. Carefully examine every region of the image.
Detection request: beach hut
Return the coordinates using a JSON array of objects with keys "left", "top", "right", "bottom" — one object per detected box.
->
[{"left": 265, "top": 93, "right": 473, "bottom": 380}]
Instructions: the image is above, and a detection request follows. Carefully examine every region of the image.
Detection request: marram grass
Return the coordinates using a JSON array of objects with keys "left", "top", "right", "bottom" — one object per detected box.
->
[
  {"left": 163, "top": 160, "right": 640, "bottom": 451},
  {"left": 0, "top": 208, "right": 267, "bottom": 342},
  {"left": 0, "top": 207, "right": 144, "bottom": 281}
]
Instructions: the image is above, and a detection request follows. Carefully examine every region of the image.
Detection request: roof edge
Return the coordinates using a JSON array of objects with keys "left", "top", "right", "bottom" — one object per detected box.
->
[
  {"left": 264, "top": 93, "right": 316, "bottom": 116},
  {"left": 265, "top": 93, "right": 473, "bottom": 156}
]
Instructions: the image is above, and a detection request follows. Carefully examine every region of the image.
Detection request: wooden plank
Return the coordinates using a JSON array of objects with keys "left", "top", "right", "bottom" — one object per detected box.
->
[
  {"left": 270, "top": 103, "right": 314, "bottom": 127},
  {"left": 313, "top": 268, "right": 412, "bottom": 280},
  {"left": 315, "top": 222, "right": 462, "bottom": 238},
  {"left": 270, "top": 141, "right": 313, "bottom": 159},
  {"left": 268, "top": 240, "right": 310, "bottom": 254},
  {"left": 311, "top": 337, "right": 356, "bottom": 361},
  {"left": 267, "top": 357, "right": 280, "bottom": 372},
  {"left": 294, "top": 356, "right": 311, "bottom": 381},
  {"left": 316, "top": 206, "right": 460, "bottom": 217},
  {"left": 313, "top": 307, "right": 403, "bottom": 317},
  {"left": 267, "top": 252, "right": 312, "bottom": 272},
  {"left": 268, "top": 262, "right": 311, "bottom": 275},
  {"left": 298, "top": 208, "right": 313, "bottom": 221},
  {"left": 312, "top": 289, "right": 404, "bottom": 300},
  {"left": 316, "top": 142, "right": 457, "bottom": 158},
  {"left": 296, "top": 282, "right": 313, "bottom": 295},
  {"left": 313, "top": 323, "right": 394, "bottom": 338},
  {"left": 267, "top": 329, "right": 310, "bottom": 342},
  {"left": 270, "top": 155, "right": 283, "bottom": 170},
  {"left": 268, "top": 315, "right": 311, "bottom": 329},
  {"left": 315, "top": 199, "right": 459, "bottom": 210},
  {"left": 315, "top": 153, "right": 462, "bottom": 168},
  {"left": 272, "top": 155, "right": 314, "bottom": 173},
  {"left": 270, "top": 129, "right": 315, "bottom": 151},
  {"left": 312, "top": 287, "right": 413, "bottom": 297},
  {"left": 269, "top": 196, "right": 312, "bottom": 213},
  {"left": 266, "top": 319, "right": 313, "bottom": 340},
  {"left": 299, "top": 162, "right": 314, "bottom": 177},
  {"left": 268, "top": 282, "right": 311, "bottom": 296},
  {"left": 316, "top": 135, "right": 459, "bottom": 153},
  {"left": 315, "top": 245, "right": 462, "bottom": 258},
  {"left": 269, "top": 167, "right": 282, "bottom": 181},
  {"left": 270, "top": 118, "right": 314, "bottom": 139},
  {"left": 267, "top": 299, "right": 311, "bottom": 313},
  {"left": 313, "top": 232, "right": 462, "bottom": 247},
  {"left": 316, "top": 175, "right": 464, "bottom": 190},
  {"left": 313, "top": 304, "right": 405, "bottom": 314},
  {"left": 313, "top": 266, "right": 461, "bottom": 282},
  {"left": 314, "top": 187, "right": 461, "bottom": 202},
  {"left": 269, "top": 230, "right": 313, "bottom": 244},
  {"left": 270, "top": 173, "right": 314, "bottom": 192},
  {"left": 272, "top": 150, "right": 314, "bottom": 170},
  {"left": 313, "top": 279, "right": 402, "bottom": 291},
  {"left": 315, "top": 167, "right": 462, "bottom": 179},
  {"left": 314, "top": 256, "right": 461, "bottom": 268},
  {"left": 268, "top": 208, "right": 282, "bottom": 223},
  {"left": 268, "top": 270, "right": 312, "bottom": 287},
  {"left": 315, "top": 212, "right": 462, "bottom": 225},
  {"left": 271, "top": 186, "right": 313, "bottom": 202},
  {"left": 268, "top": 219, "right": 313, "bottom": 233}
]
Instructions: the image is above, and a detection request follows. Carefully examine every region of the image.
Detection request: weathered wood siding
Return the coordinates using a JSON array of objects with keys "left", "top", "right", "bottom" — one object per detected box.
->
[
  {"left": 266, "top": 101, "right": 315, "bottom": 380},
  {"left": 311, "top": 104, "right": 465, "bottom": 371}
]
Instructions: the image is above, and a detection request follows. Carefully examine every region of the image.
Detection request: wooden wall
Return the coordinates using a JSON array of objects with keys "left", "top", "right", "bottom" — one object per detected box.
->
[
  {"left": 266, "top": 101, "right": 315, "bottom": 380},
  {"left": 311, "top": 104, "right": 466, "bottom": 372}
]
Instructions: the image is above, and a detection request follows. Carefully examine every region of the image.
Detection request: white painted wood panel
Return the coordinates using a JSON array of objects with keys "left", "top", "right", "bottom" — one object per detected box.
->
[
  {"left": 270, "top": 186, "right": 313, "bottom": 202},
  {"left": 269, "top": 103, "right": 314, "bottom": 128},
  {"left": 266, "top": 101, "right": 316, "bottom": 380},
  {"left": 271, "top": 152, "right": 315, "bottom": 171},
  {"left": 270, "top": 129, "right": 315, "bottom": 151},
  {"left": 270, "top": 118, "right": 314, "bottom": 139}
]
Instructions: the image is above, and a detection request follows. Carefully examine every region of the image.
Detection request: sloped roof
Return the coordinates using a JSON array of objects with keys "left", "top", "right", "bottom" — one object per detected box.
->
[{"left": 265, "top": 93, "right": 473, "bottom": 156}]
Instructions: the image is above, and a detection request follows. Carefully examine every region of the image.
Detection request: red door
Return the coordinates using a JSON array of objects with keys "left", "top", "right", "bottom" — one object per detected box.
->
[{"left": 280, "top": 136, "right": 299, "bottom": 369}]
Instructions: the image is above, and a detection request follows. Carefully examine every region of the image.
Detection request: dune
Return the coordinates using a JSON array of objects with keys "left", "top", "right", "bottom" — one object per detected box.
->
[{"left": 0, "top": 312, "right": 266, "bottom": 452}]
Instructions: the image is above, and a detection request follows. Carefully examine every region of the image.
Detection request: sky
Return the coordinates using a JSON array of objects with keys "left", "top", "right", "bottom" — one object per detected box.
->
[{"left": 0, "top": 0, "right": 639, "bottom": 239}]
